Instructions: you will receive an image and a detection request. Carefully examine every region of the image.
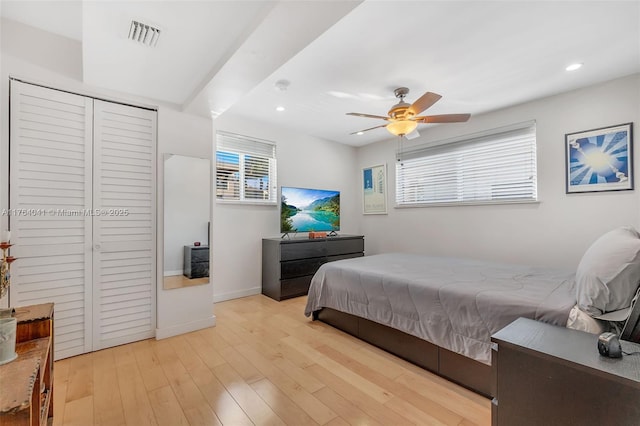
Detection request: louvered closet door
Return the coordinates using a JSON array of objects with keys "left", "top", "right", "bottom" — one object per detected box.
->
[
  {"left": 9, "top": 81, "right": 93, "bottom": 359},
  {"left": 92, "top": 100, "right": 156, "bottom": 350}
]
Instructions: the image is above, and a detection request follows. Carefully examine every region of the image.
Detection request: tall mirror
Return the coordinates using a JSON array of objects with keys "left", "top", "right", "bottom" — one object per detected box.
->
[{"left": 163, "top": 154, "right": 211, "bottom": 289}]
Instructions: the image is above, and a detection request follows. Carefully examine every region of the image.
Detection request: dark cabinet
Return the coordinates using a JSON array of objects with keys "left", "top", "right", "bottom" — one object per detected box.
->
[
  {"left": 262, "top": 235, "right": 364, "bottom": 301},
  {"left": 491, "top": 318, "right": 640, "bottom": 425},
  {"left": 184, "top": 245, "right": 209, "bottom": 279}
]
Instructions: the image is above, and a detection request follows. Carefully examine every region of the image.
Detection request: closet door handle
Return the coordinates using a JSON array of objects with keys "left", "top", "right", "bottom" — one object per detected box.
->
[{"left": 94, "top": 244, "right": 101, "bottom": 251}]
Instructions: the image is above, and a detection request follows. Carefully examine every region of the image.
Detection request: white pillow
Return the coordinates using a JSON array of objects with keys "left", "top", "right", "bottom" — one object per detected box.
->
[{"left": 576, "top": 226, "right": 640, "bottom": 316}]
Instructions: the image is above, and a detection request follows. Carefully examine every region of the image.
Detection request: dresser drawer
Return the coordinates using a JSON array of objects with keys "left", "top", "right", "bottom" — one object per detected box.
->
[
  {"left": 281, "top": 241, "right": 326, "bottom": 261},
  {"left": 281, "top": 257, "right": 326, "bottom": 279},
  {"left": 326, "top": 238, "right": 364, "bottom": 256},
  {"left": 281, "top": 276, "right": 313, "bottom": 299},
  {"left": 327, "top": 252, "right": 364, "bottom": 263},
  {"left": 191, "top": 247, "right": 209, "bottom": 262},
  {"left": 189, "top": 262, "right": 209, "bottom": 278}
]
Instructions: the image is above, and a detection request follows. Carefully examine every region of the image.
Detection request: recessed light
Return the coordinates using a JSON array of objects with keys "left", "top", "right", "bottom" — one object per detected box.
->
[
  {"left": 566, "top": 63, "right": 583, "bottom": 71},
  {"left": 275, "top": 106, "right": 285, "bottom": 112},
  {"left": 356, "top": 131, "right": 364, "bottom": 135},
  {"left": 274, "top": 80, "right": 290, "bottom": 91}
]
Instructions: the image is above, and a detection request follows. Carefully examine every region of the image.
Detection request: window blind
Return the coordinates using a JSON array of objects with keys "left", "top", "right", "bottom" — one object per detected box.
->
[
  {"left": 216, "top": 131, "right": 277, "bottom": 204},
  {"left": 396, "top": 122, "right": 537, "bottom": 206}
]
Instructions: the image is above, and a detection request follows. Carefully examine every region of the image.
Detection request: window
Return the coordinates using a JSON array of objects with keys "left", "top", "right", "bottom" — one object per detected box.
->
[
  {"left": 396, "top": 122, "right": 537, "bottom": 206},
  {"left": 216, "top": 131, "right": 277, "bottom": 204}
]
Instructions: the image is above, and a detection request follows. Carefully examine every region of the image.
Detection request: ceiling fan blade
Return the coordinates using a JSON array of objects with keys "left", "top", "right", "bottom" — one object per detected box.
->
[
  {"left": 407, "top": 92, "right": 442, "bottom": 116},
  {"left": 349, "top": 124, "right": 388, "bottom": 135},
  {"left": 346, "top": 112, "right": 389, "bottom": 120},
  {"left": 414, "top": 113, "right": 471, "bottom": 123}
]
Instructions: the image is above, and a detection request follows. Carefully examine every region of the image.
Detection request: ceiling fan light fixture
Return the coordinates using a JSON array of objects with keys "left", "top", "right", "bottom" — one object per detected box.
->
[
  {"left": 386, "top": 120, "right": 417, "bottom": 137},
  {"left": 347, "top": 87, "right": 469, "bottom": 137}
]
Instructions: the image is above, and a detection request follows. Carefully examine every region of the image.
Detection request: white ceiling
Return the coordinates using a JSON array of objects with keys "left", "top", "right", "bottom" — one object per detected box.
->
[
  {"left": 81, "top": 1, "right": 275, "bottom": 105},
  {"left": 2, "top": 1, "right": 639, "bottom": 146},
  {"left": 1, "top": 0, "right": 82, "bottom": 40}
]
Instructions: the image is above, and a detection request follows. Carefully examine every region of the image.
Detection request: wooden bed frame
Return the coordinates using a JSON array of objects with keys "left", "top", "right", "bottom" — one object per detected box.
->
[{"left": 313, "top": 307, "right": 493, "bottom": 397}]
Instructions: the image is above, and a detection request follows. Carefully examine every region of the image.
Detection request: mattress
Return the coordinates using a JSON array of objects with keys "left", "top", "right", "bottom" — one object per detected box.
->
[{"left": 304, "top": 253, "right": 576, "bottom": 365}]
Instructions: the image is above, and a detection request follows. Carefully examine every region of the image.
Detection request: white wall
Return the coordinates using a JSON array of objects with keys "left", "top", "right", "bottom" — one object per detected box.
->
[
  {"left": 163, "top": 155, "right": 210, "bottom": 275},
  {"left": 0, "top": 18, "right": 215, "bottom": 336},
  {"left": 211, "top": 114, "right": 359, "bottom": 302},
  {"left": 357, "top": 73, "right": 640, "bottom": 270}
]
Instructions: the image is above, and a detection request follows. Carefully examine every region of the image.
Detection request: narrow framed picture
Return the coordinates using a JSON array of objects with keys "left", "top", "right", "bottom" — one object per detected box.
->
[
  {"left": 363, "top": 164, "right": 387, "bottom": 214},
  {"left": 565, "top": 122, "right": 633, "bottom": 193}
]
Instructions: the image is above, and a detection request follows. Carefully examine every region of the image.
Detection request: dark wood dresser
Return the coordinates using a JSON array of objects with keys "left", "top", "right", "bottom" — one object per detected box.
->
[
  {"left": 262, "top": 235, "right": 364, "bottom": 301},
  {"left": 491, "top": 317, "right": 640, "bottom": 425},
  {"left": 184, "top": 245, "right": 209, "bottom": 279}
]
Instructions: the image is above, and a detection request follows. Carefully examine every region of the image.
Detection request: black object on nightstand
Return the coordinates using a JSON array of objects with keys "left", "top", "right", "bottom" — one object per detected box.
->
[
  {"left": 184, "top": 245, "right": 209, "bottom": 279},
  {"left": 597, "top": 332, "right": 623, "bottom": 358},
  {"left": 491, "top": 317, "right": 640, "bottom": 426}
]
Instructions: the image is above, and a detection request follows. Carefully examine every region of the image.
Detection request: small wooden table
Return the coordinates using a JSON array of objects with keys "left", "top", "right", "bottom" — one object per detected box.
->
[{"left": 0, "top": 303, "right": 54, "bottom": 426}]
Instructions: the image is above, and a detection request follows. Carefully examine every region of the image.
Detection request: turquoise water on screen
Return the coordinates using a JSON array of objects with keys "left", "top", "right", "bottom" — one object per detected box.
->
[{"left": 290, "top": 210, "right": 338, "bottom": 231}]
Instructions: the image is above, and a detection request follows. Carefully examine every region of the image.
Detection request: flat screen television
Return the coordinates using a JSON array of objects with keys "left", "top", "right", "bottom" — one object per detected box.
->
[{"left": 280, "top": 186, "right": 340, "bottom": 234}]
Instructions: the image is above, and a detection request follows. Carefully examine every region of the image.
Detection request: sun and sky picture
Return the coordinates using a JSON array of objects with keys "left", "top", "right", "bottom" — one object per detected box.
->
[{"left": 566, "top": 123, "right": 633, "bottom": 193}]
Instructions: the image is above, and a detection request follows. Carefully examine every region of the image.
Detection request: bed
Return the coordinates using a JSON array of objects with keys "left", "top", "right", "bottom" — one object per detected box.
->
[{"left": 304, "top": 227, "right": 640, "bottom": 397}]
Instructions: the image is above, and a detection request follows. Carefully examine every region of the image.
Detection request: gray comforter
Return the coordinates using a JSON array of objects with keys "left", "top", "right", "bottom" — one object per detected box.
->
[{"left": 304, "top": 253, "right": 576, "bottom": 365}]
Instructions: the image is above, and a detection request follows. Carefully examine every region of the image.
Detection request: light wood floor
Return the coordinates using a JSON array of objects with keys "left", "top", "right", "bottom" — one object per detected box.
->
[{"left": 53, "top": 295, "right": 491, "bottom": 426}]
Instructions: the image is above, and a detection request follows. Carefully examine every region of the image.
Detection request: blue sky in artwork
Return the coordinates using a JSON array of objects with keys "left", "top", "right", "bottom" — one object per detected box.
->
[
  {"left": 363, "top": 169, "right": 374, "bottom": 190},
  {"left": 569, "top": 130, "right": 628, "bottom": 185},
  {"left": 281, "top": 187, "right": 339, "bottom": 208}
]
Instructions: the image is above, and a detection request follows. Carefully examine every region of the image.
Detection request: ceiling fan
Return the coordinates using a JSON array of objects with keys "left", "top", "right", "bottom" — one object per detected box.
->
[{"left": 347, "top": 87, "right": 470, "bottom": 137}]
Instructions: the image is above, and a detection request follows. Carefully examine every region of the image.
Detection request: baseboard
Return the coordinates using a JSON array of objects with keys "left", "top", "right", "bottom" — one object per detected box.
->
[
  {"left": 213, "top": 286, "right": 261, "bottom": 303},
  {"left": 164, "top": 270, "right": 183, "bottom": 277},
  {"left": 155, "top": 315, "right": 216, "bottom": 339}
]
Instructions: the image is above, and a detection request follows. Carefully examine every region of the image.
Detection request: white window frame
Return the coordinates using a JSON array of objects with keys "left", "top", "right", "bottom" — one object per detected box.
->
[
  {"left": 215, "top": 131, "right": 277, "bottom": 205},
  {"left": 396, "top": 121, "right": 537, "bottom": 207}
]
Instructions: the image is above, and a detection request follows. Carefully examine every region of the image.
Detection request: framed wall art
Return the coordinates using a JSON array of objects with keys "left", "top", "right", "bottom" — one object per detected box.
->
[
  {"left": 565, "top": 122, "right": 633, "bottom": 193},
  {"left": 363, "top": 164, "right": 387, "bottom": 214}
]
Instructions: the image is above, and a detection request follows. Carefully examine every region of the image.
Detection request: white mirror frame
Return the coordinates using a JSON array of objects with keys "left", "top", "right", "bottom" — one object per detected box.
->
[{"left": 163, "top": 154, "right": 211, "bottom": 289}]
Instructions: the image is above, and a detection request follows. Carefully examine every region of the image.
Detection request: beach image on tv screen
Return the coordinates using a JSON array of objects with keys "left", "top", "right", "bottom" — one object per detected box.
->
[{"left": 281, "top": 187, "right": 340, "bottom": 233}]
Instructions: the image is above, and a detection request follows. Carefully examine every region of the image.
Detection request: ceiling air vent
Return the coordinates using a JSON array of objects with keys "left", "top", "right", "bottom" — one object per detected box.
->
[{"left": 128, "top": 20, "right": 161, "bottom": 47}]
